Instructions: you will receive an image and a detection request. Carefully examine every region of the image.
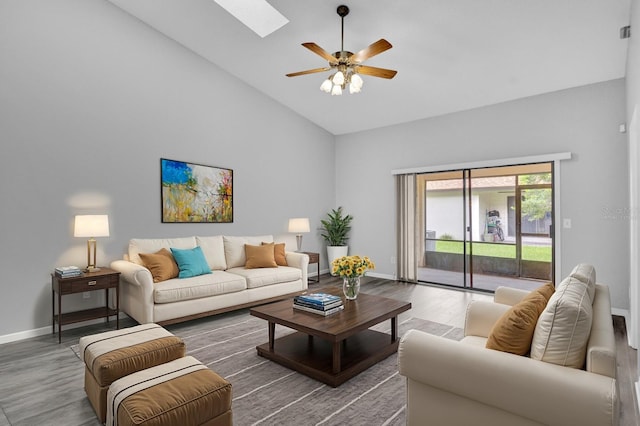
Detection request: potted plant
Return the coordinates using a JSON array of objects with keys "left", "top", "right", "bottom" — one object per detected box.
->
[{"left": 320, "top": 207, "right": 353, "bottom": 274}]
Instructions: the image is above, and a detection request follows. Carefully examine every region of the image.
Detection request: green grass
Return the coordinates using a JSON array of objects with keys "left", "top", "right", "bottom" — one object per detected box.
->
[{"left": 435, "top": 241, "right": 551, "bottom": 262}]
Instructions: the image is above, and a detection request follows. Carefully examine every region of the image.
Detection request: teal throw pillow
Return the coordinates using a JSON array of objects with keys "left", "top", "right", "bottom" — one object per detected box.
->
[{"left": 170, "top": 246, "right": 212, "bottom": 278}]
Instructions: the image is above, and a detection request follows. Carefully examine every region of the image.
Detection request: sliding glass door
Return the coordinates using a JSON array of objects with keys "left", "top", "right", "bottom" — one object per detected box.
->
[
  {"left": 419, "top": 163, "right": 554, "bottom": 291},
  {"left": 420, "top": 170, "right": 469, "bottom": 286}
]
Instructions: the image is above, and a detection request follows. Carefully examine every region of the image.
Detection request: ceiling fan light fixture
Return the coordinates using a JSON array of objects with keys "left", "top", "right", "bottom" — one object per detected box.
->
[
  {"left": 350, "top": 73, "right": 363, "bottom": 89},
  {"left": 286, "top": 4, "right": 396, "bottom": 96},
  {"left": 320, "top": 78, "right": 333, "bottom": 93}
]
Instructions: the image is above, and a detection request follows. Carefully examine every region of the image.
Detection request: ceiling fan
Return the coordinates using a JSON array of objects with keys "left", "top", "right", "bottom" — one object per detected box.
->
[{"left": 286, "top": 5, "right": 397, "bottom": 95}]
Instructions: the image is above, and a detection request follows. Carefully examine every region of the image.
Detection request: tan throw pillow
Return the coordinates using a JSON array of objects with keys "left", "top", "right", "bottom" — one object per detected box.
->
[
  {"left": 536, "top": 282, "right": 556, "bottom": 302},
  {"left": 262, "top": 242, "right": 288, "bottom": 266},
  {"left": 139, "top": 248, "right": 179, "bottom": 283},
  {"left": 245, "top": 244, "right": 278, "bottom": 269},
  {"left": 485, "top": 288, "right": 549, "bottom": 355}
]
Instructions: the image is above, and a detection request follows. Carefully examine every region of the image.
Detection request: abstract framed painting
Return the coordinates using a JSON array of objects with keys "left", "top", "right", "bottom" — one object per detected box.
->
[{"left": 161, "top": 158, "right": 233, "bottom": 223}]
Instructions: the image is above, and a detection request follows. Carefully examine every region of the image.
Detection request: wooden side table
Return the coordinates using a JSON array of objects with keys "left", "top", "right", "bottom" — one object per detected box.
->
[
  {"left": 51, "top": 267, "right": 120, "bottom": 343},
  {"left": 302, "top": 252, "right": 320, "bottom": 283}
]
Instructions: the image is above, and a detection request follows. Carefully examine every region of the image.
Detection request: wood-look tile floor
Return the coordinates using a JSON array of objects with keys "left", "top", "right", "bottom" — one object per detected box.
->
[{"left": 0, "top": 275, "right": 637, "bottom": 425}]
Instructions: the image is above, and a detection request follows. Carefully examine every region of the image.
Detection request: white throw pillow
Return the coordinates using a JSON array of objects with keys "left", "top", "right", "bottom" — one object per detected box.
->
[
  {"left": 223, "top": 235, "right": 274, "bottom": 268},
  {"left": 129, "top": 237, "right": 197, "bottom": 265},
  {"left": 196, "top": 236, "right": 227, "bottom": 270},
  {"left": 530, "top": 276, "right": 593, "bottom": 368},
  {"left": 569, "top": 263, "right": 596, "bottom": 303}
]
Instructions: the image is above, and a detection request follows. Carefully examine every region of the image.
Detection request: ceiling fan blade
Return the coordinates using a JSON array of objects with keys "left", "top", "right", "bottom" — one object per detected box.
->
[
  {"left": 356, "top": 65, "right": 397, "bottom": 79},
  {"left": 302, "top": 42, "right": 338, "bottom": 64},
  {"left": 349, "top": 39, "right": 392, "bottom": 64},
  {"left": 286, "top": 67, "right": 331, "bottom": 77}
]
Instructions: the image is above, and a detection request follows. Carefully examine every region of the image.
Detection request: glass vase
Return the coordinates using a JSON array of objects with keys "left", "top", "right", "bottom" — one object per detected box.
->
[{"left": 343, "top": 276, "right": 361, "bottom": 300}]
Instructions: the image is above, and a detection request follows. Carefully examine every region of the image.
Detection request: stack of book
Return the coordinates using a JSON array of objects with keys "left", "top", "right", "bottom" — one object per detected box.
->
[
  {"left": 55, "top": 266, "right": 83, "bottom": 278},
  {"left": 293, "top": 293, "right": 344, "bottom": 316}
]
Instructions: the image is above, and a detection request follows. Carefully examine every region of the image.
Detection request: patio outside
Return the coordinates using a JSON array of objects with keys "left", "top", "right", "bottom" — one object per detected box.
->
[{"left": 418, "top": 166, "right": 553, "bottom": 292}]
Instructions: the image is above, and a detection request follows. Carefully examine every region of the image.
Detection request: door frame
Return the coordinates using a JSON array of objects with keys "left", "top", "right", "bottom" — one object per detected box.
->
[{"left": 395, "top": 152, "right": 571, "bottom": 285}]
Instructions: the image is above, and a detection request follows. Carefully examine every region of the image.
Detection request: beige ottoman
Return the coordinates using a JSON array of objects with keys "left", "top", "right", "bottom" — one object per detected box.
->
[
  {"left": 107, "top": 356, "right": 232, "bottom": 426},
  {"left": 79, "top": 323, "right": 186, "bottom": 423}
]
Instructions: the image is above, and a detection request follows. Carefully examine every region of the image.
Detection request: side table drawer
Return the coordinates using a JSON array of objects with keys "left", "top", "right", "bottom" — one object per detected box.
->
[
  {"left": 307, "top": 252, "right": 319, "bottom": 263},
  {"left": 54, "top": 275, "right": 119, "bottom": 294},
  {"left": 67, "top": 276, "right": 116, "bottom": 293}
]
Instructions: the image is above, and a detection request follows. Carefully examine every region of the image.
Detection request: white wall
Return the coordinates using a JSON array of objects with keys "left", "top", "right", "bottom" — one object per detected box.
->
[
  {"left": 425, "top": 193, "right": 480, "bottom": 241},
  {"left": 336, "top": 79, "right": 629, "bottom": 310},
  {"left": 0, "top": 0, "right": 335, "bottom": 338}
]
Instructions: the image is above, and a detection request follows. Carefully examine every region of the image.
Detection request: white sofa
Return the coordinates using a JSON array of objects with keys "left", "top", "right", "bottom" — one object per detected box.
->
[
  {"left": 111, "top": 235, "right": 309, "bottom": 325},
  {"left": 398, "top": 265, "right": 618, "bottom": 426}
]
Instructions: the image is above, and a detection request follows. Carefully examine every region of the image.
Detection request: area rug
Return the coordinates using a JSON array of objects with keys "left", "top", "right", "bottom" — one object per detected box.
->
[{"left": 72, "top": 311, "right": 463, "bottom": 426}]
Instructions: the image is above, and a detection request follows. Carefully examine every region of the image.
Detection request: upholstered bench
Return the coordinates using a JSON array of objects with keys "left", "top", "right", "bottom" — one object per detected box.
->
[
  {"left": 106, "top": 356, "right": 232, "bottom": 426},
  {"left": 79, "top": 323, "right": 186, "bottom": 423}
]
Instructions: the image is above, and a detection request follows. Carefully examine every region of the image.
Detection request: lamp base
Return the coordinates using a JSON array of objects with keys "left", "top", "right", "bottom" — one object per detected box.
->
[{"left": 85, "top": 266, "right": 101, "bottom": 273}]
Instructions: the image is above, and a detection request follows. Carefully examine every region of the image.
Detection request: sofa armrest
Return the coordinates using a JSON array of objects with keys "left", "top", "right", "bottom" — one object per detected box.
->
[
  {"left": 587, "top": 284, "right": 617, "bottom": 378},
  {"left": 464, "top": 300, "right": 511, "bottom": 338},
  {"left": 110, "top": 260, "right": 155, "bottom": 324},
  {"left": 398, "top": 330, "right": 618, "bottom": 426},
  {"left": 111, "top": 260, "right": 153, "bottom": 287},
  {"left": 285, "top": 251, "right": 309, "bottom": 284},
  {"left": 494, "top": 286, "right": 530, "bottom": 305}
]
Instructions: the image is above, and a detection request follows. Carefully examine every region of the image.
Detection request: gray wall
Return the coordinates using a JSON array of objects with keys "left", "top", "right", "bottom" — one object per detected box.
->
[
  {"left": 0, "top": 0, "right": 335, "bottom": 338},
  {"left": 0, "top": 0, "right": 633, "bottom": 340},
  {"left": 336, "top": 79, "right": 630, "bottom": 310}
]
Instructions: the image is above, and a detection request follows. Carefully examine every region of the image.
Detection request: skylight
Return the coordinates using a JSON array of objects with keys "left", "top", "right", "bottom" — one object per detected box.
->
[{"left": 213, "top": 0, "right": 288, "bottom": 38}]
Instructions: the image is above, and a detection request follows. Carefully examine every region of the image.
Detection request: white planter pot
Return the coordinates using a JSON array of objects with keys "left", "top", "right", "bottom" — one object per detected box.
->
[{"left": 327, "top": 246, "right": 349, "bottom": 275}]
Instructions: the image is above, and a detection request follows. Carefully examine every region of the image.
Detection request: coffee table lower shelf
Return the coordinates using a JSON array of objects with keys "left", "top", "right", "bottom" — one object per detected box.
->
[{"left": 256, "top": 329, "right": 399, "bottom": 387}]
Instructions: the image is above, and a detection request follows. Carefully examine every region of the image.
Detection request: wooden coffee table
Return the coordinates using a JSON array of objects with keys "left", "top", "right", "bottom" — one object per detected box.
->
[{"left": 249, "top": 287, "right": 411, "bottom": 387}]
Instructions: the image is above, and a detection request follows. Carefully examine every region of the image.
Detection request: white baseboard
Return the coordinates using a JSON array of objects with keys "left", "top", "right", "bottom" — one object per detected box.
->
[
  {"left": 612, "top": 307, "right": 630, "bottom": 323},
  {"left": 0, "top": 313, "right": 129, "bottom": 345},
  {"left": 0, "top": 325, "right": 52, "bottom": 345},
  {"left": 366, "top": 271, "right": 395, "bottom": 280}
]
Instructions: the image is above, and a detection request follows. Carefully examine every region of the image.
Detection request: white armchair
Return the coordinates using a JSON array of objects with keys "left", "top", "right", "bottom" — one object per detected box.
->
[{"left": 398, "top": 281, "right": 618, "bottom": 426}]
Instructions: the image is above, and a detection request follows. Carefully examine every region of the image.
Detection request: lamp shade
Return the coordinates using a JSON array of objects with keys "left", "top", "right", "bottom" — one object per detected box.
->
[
  {"left": 288, "top": 218, "right": 310, "bottom": 233},
  {"left": 74, "top": 215, "right": 110, "bottom": 237}
]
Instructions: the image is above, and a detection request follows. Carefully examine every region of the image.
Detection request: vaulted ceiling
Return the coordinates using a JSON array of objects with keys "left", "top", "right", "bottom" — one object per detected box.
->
[{"left": 108, "top": 0, "right": 631, "bottom": 135}]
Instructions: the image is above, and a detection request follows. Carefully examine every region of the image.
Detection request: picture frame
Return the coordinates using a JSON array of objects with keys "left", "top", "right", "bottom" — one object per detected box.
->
[{"left": 161, "top": 158, "right": 233, "bottom": 223}]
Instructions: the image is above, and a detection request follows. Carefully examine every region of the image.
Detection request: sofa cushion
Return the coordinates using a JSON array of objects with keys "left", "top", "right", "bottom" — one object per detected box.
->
[
  {"left": 129, "top": 237, "right": 196, "bottom": 265},
  {"left": 485, "top": 283, "right": 553, "bottom": 355},
  {"left": 531, "top": 276, "right": 593, "bottom": 368},
  {"left": 570, "top": 263, "right": 596, "bottom": 303},
  {"left": 170, "top": 246, "right": 212, "bottom": 278},
  {"left": 223, "top": 235, "right": 274, "bottom": 268},
  {"left": 245, "top": 244, "right": 278, "bottom": 269},
  {"left": 227, "top": 266, "right": 301, "bottom": 289},
  {"left": 138, "top": 248, "right": 179, "bottom": 283},
  {"left": 153, "top": 271, "right": 246, "bottom": 304},
  {"left": 196, "top": 235, "right": 227, "bottom": 271}
]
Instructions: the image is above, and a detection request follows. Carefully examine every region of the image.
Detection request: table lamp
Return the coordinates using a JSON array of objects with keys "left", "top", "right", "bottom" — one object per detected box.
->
[
  {"left": 288, "top": 218, "right": 310, "bottom": 252},
  {"left": 74, "top": 214, "right": 110, "bottom": 272}
]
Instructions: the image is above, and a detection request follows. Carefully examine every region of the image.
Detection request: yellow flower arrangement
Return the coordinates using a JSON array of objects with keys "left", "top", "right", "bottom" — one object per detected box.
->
[{"left": 331, "top": 255, "right": 375, "bottom": 279}]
